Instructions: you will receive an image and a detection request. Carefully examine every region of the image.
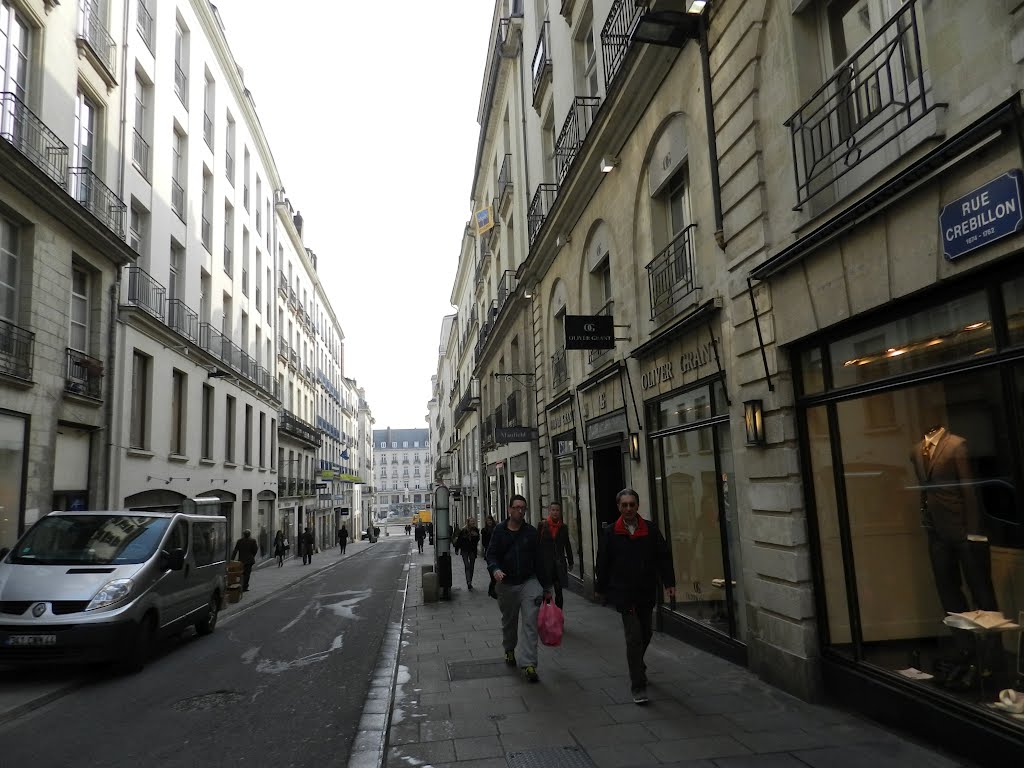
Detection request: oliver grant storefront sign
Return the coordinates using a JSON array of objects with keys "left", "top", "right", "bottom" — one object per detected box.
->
[
  {"left": 642, "top": 336, "right": 719, "bottom": 392},
  {"left": 565, "top": 315, "right": 615, "bottom": 350},
  {"left": 940, "top": 170, "right": 1024, "bottom": 261}
]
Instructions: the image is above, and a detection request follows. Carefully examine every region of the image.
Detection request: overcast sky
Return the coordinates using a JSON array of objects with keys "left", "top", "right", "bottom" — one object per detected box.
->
[{"left": 216, "top": 0, "right": 494, "bottom": 430}]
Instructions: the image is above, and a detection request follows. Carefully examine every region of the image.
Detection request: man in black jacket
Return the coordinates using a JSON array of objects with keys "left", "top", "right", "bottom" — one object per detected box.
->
[
  {"left": 231, "top": 529, "right": 259, "bottom": 592},
  {"left": 596, "top": 488, "right": 675, "bottom": 705},
  {"left": 485, "top": 495, "right": 551, "bottom": 682}
]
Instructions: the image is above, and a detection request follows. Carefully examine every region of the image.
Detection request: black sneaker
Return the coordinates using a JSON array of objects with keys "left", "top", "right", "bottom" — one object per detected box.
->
[
  {"left": 504, "top": 650, "right": 516, "bottom": 666},
  {"left": 523, "top": 665, "right": 539, "bottom": 682},
  {"left": 632, "top": 688, "right": 649, "bottom": 705}
]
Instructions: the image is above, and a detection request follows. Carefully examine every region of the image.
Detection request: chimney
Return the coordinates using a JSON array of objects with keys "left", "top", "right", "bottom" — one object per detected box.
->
[{"left": 293, "top": 210, "right": 303, "bottom": 239}]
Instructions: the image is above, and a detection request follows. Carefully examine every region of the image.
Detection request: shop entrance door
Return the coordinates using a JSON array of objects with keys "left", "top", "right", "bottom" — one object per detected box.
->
[{"left": 591, "top": 445, "right": 624, "bottom": 571}]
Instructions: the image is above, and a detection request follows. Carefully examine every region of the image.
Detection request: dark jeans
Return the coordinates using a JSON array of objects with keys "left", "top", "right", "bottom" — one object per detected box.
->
[
  {"left": 303, "top": 549, "right": 312, "bottom": 565},
  {"left": 928, "top": 532, "right": 998, "bottom": 654},
  {"left": 462, "top": 552, "right": 477, "bottom": 586},
  {"left": 242, "top": 562, "right": 254, "bottom": 590},
  {"left": 339, "top": 540, "right": 347, "bottom": 553},
  {"left": 620, "top": 605, "right": 654, "bottom": 692},
  {"left": 550, "top": 559, "right": 569, "bottom": 609},
  {"left": 417, "top": 539, "right": 424, "bottom": 553}
]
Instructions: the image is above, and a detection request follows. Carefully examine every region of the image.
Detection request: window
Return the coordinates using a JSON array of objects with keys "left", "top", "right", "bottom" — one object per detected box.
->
[
  {"left": 171, "top": 369, "right": 186, "bottom": 455},
  {"left": 241, "top": 228, "right": 249, "bottom": 296},
  {"left": 203, "top": 73, "right": 214, "bottom": 148},
  {"left": 225, "top": 394, "right": 236, "bottom": 463},
  {"left": 255, "top": 176, "right": 262, "bottom": 231},
  {"left": 69, "top": 266, "right": 89, "bottom": 352},
  {"left": 255, "top": 250, "right": 262, "bottom": 309},
  {"left": 223, "top": 203, "right": 233, "bottom": 275},
  {"left": 200, "top": 170, "right": 211, "bottom": 249},
  {"left": 171, "top": 130, "right": 185, "bottom": 219},
  {"left": 129, "top": 204, "right": 149, "bottom": 261},
  {"left": 73, "top": 90, "right": 97, "bottom": 171},
  {"left": 201, "top": 383, "right": 214, "bottom": 459},
  {"left": 1, "top": 1, "right": 30, "bottom": 102},
  {"left": 133, "top": 72, "right": 151, "bottom": 178},
  {"left": 137, "top": 0, "right": 154, "bottom": 52},
  {"left": 130, "top": 351, "right": 150, "bottom": 449},
  {"left": 244, "top": 404, "right": 253, "bottom": 465},
  {"left": 169, "top": 241, "right": 184, "bottom": 302},
  {"left": 224, "top": 113, "right": 235, "bottom": 184},
  {"left": 200, "top": 268, "right": 211, "bottom": 324},
  {"left": 259, "top": 411, "right": 266, "bottom": 466},
  {"left": 243, "top": 148, "right": 250, "bottom": 210},
  {"left": 270, "top": 417, "right": 276, "bottom": 467},
  {"left": 574, "top": 7, "right": 599, "bottom": 98},
  {"left": 173, "top": 20, "right": 188, "bottom": 107},
  {"left": 191, "top": 521, "right": 224, "bottom": 567},
  {"left": 0, "top": 215, "right": 17, "bottom": 322}
]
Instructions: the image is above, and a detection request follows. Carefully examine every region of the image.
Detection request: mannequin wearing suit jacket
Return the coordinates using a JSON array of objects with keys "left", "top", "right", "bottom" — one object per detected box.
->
[{"left": 911, "top": 427, "right": 999, "bottom": 673}]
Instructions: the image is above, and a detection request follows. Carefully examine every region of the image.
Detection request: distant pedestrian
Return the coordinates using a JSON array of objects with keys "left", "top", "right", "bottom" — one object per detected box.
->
[
  {"left": 485, "top": 495, "right": 551, "bottom": 683},
  {"left": 338, "top": 524, "right": 349, "bottom": 554},
  {"left": 273, "top": 530, "right": 287, "bottom": 567},
  {"left": 426, "top": 522, "right": 434, "bottom": 546},
  {"left": 454, "top": 517, "right": 481, "bottom": 590},
  {"left": 300, "top": 526, "right": 315, "bottom": 565},
  {"left": 231, "top": 529, "right": 259, "bottom": 591},
  {"left": 538, "top": 501, "right": 574, "bottom": 610},
  {"left": 414, "top": 523, "right": 426, "bottom": 553},
  {"left": 481, "top": 514, "right": 497, "bottom": 598},
  {"left": 595, "top": 488, "right": 676, "bottom": 706}
]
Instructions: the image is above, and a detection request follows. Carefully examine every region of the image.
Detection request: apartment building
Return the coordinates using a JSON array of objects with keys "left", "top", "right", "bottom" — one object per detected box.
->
[
  {"left": 433, "top": 0, "right": 1024, "bottom": 760},
  {"left": 372, "top": 428, "right": 431, "bottom": 522}
]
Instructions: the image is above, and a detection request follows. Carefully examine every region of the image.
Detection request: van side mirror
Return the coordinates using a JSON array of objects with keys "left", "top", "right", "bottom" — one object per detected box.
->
[{"left": 164, "top": 548, "right": 186, "bottom": 571}]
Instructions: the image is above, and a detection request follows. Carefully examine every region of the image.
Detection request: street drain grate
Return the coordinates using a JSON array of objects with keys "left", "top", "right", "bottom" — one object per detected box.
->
[
  {"left": 172, "top": 690, "right": 246, "bottom": 712},
  {"left": 506, "top": 747, "right": 597, "bottom": 768},
  {"left": 446, "top": 658, "right": 517, "bottom": 681}
]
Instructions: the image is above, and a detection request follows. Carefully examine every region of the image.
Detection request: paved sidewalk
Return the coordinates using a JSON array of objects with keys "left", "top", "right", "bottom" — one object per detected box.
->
[
  {"left": 0, "top": 539, "right": 376, "bottom": 724},
  {"left": 388, "top": 547, "right": 971, "bottom": 768}
]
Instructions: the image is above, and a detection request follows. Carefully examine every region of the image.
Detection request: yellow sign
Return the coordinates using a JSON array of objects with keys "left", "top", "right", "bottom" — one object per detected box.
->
[{"left": 475, "top": 206, "right": 494, "bottom": 234}]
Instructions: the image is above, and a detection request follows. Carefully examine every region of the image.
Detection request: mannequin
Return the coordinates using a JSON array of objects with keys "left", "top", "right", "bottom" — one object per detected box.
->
[{"left": 911, "top": 425, "right": 1000, "bottom": 689}]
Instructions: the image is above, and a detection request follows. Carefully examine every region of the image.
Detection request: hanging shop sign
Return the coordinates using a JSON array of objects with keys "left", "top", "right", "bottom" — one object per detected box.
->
[
  {"left": 565, "top": 314, "right": 615, "bottom": 350},
  {"left": 496, "top": 426, "right": 539, "bottom": 443},
  {"left": 940, "top": 169, "right": 1024, "bottom": 261}
]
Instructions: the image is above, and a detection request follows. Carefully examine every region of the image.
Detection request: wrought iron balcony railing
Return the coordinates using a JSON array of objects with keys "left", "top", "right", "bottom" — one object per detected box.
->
[
  {"left": 588, "top": 300, "right": 615, "bottom": 365},
  {"left": 278, "top": 271, "right": 288, "bottom": 297},
  {"left": 0, "top": 318, "right": 33, "bottom": 380},
  {"left": 167, "top": 299, "right": 198, "bottom": 343},
  {"left": 785, "top": 0, "right": 932, "bottom": 209},
  {"left": 126, "top": 265, "right": 165, "bottom": 320},
  {"left": 528, "top": 183, "right": 558, "bottom": 245},
  {"left": 551, "top": 345, "right": 568, "bottom": 390},
  {"left": 497, "top": 270, "right": 517, "bottom": 312},
  {"left": 78, "top": 2, "right": 116, "bottom": 76},
  {"left": 136, "top": 0, "right": 154, "bottom": 52},
  {"left": 65, "top": 347, "right": 102, "bottom": 398},
  {"left": 174, "top": 63, "right": 188, "bottom": 107},
  {"left": 0, "top": 91, "right": 68, "bottom": 188},
  {"left": 68, "top": 167, "right": 126, "bottom": 237},
  {"left": 555, "top": 96, "right": 600, "bottom": 184},
  {"left": 171, "top": 179, "right": 185, "bottom": 221},
  {"left": 531, "top": 20, "right": 552, "bottom": 103},
  {"left": 277, "top": 335, "right": 289, "bottom": 359},
  {"left": 132, "top": 129, "right": 150, "bottom": 180},
  {"left": 281, "top": 409, "right": 321, "bottom": 448},
  {"left": 601, "top": 0, "right": 646, "bottom": 90},
  {"left": 647, "top": 224, "right": 698, "bottom": 323},
  {"left": 199, "top": 323, "right": 226, "bottom": 361}
]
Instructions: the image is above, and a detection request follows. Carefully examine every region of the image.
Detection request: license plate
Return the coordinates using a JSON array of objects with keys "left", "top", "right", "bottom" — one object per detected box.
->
[{"left": 5, "top": 634, "right": 57, "bottom": 647}]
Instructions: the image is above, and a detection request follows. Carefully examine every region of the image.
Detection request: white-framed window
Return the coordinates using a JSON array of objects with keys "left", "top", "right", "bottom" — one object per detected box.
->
[
  {"left": 174, "top": 19, "right": 188, "bottom": 106},
  {"left": 69, "top": 266, "right": 89, "bottom": 352},
  {"left": 129, "top": 204, "right": 149, "bottom": 261},
  {"left": 171, "top": 368, "right": 186, "bottom": 455},
  {"left": 130, "top": 350, "right": 150, "bottom": 449},
  {"left": 225, "top": 394, "right": 236, "bottom": 463},
  {"left": 224, "top": 112, "right": 235, "bottom": 184},
  {"left": 133, "top": 72, "right": 151, "bottom": 175},
  {"left": 574, "top": 5, "right": 599, "bottom": 98},
  {"left": 0, "top": 215, "right": 18, "bottom": 322},
  {"left": 201, "top": 383, "right": 214, "bottom": 459},
  {"left": 169, "top": 240, "right": 184, "bottom": 302},
  {"left": 203, "top": 72, "right": 214, "bottom": 148},
  {"left": 1, "top": 1, "right": 30, "bottom": 101},
  {"left": 73, "top": 90, "right": 97, "bottom": 170},
  {"left": 171, "top": 129, "right": 185, "bottom": 218}
]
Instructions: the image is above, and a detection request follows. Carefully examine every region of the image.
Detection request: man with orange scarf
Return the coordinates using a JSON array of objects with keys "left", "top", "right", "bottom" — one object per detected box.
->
[
  {"left": 538, "top": 501, "right": 574, "bottom": 609},
  {"left": 596, "top": 488, "right": 676, "bottom": 705}
]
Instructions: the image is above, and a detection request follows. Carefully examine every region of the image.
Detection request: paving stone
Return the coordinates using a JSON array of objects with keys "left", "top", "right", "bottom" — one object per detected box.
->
[
  {"left": 433, "top": 759, "right": 509, "bottom": 768},
  {"left": 454, "top": 735, "right": 504, "bottom": 761},
  {"left": 731, "top": 728, "right": 832, "bottom": 753},
  {"left": 643, "top": 715, "right": 735, "bottom": 740},
  {"left": 498, "top": 728, "right": 577, "bottom": 750},
  {"left": 450, "top": 696, "right": 528, "bottom": 716},
  {"left": 712, "top": 755, "right": 811, "bottom": 768},
  {"left": 792, "top": 743, "right": 964, "bottom": 768},
  {"left": 388, "top": 741, "right": 457, "bottom": 766},
  {"left": 570, "top": 722, "right": 660, "bottom": 748},
  {"left": 387, "top": 724, "right": 419, "bottom": 745},
  {"left": 420, "top": 718, "right": 498, "bottom": 742},
  {"left": 585, "top": 744, "right": 658, "bottom": 768},
  {"left": 646, "top": 736, "right": 752, "bottom": 762},
  {"left": 604, "top": 699, "right": 692, "bottom": 724}
]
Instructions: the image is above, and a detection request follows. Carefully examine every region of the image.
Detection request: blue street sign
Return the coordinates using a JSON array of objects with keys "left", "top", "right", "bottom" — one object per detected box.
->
[{"left": 940, "top": 170, "right": 1024, "bottom": 261}]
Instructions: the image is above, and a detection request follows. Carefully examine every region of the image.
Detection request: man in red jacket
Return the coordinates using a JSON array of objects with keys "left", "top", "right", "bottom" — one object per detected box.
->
[{"left": 595, "top": 488, "right": 675, "bottom": 705}]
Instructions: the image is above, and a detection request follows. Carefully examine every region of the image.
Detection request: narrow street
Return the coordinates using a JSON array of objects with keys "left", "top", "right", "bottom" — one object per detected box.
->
[{"left": 0, "top": 538, "right": 411, "bottom": 768}]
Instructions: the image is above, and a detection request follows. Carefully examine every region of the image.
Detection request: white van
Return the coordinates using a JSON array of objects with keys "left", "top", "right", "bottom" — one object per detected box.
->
[{"left": 0, "top": 511, "right": 227, "bottom": 672}]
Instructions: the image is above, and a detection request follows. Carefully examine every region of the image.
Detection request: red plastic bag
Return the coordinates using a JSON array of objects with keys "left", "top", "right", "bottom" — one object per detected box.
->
[{"left": 537, "top": 596, "right": 564, "bottom": 647}]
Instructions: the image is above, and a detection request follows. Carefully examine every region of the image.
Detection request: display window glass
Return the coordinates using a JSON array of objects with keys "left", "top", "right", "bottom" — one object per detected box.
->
[
  {"left": 0, "top": 411, "right": 27, "bottom": 550},
  {"left": 556, "top": 454, "right": 583, "bottom": 580}
]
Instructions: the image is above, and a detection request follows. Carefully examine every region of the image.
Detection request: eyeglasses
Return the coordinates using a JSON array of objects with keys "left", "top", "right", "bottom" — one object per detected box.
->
[{"left": 510, "top": 504, "right": 527, "bottom": 511}]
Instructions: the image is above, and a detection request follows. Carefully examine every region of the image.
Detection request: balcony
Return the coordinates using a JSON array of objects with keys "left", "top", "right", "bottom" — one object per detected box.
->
[
  {"left": 278, "top": 271, "right": 288, "bottom": 297},
  {"left": 647, "top": 224, "right": 698, "bottom": 323},
  {"left": 199, "top": 323, "right": 226, "bottom": 360},
  {"left": 0, "top": 318, "right": 33, "bottom": 380},
  {"left": 531, "top": 20, "right": 552, "bottom": 107},
  {"left": 0, "top": 91, "right": 69, "bottom": 187},
  {"left": 136, "top": 0, "right": 154, "bottom": 52},
  {"left": 77, "top": 2, "right": 116, "bottom": 80},
  {"left": 126, "top": 265, "right": 165, "bottom": 320},
  {"left": 555, "top": 96, "right": 601, "bottom": 184},
  {"left": 132, "top": 129, "right": 150, "bottom": 180},
  {"left": 288, "top": 288, "right": 298, "bottom": 310},
  {"left": 64, "top": 347, "right": 102, "bottom": 398},
  {"left": 588, "top": 300, "right": 615, "bottom": 365},
  {"left": 174, "top": 63, "right": 187, "bottom": 108},
  {"left": 528, "top": 183, "right": 558, "bottom": 245},
  {"left": 497, "top": 153, "right": 513, "bottom": 214},
  {"left": 277, "top": 336, "right": 288, "bottom": 360},
  {"left": 171, "top": 180, "right": 185, "bottom": 221},
  {"left": 601, "top": 0, "right": 646, "bottom": 90},
  {"left": 785, "top": 0, "right": 933, "bottom": 209},
  {"left": 497, "top": 270, "right": 518, "bottom": 313},
  {"left": 281, "top": 409, "right": 322, "bottom": 448},
  {"left": 289, "top": 348, "right": 299, "bottom": 369},
  {"left": 68, "top": 167, "right": 126, "bottom": 238},
  {"left": 167, "top": 299, "right": 198, "bottom": 343},
  {"left": 551, "top": 345, "right": 568, "bottom": 390}
]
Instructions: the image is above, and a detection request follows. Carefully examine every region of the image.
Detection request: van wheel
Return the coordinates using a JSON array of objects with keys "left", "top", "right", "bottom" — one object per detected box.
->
[
  {"left": 195, "top": 592, "right": 219, "bottom": 636},
  {"left": 117, "top": 615, "right": 156, "bottom": 674}
]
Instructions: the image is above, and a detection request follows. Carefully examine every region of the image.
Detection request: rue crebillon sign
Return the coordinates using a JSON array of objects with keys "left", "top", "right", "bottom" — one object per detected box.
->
[
  {"left": 564, "top": 314, "right": 615, "bottom": 350},
  {"left": 940, "top": 169, "right": 1024, "bottom": 261}
]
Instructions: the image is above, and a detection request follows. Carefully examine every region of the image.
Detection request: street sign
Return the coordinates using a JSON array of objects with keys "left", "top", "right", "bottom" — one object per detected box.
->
[
  {"left": 564, "top": 314, "right": 614, "bottom": 350},
  {"left": 496, "top": 426, "right": 539, "bottom": 443},
  {"left": 940, "top": 170, "right": 1024, "bottom": 261}
]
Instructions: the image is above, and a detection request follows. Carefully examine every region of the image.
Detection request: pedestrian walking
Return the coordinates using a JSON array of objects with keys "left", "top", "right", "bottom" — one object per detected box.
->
[
  {"left": 338, "top": 524, "right": 349, "bottom": 554},
  {"left": 595, "top": 488, "right": 676, "bottom": 705},
  {"left": 538, "top": 501, "right": 574, "bottom": 610},
  {"left": 273, "top": 530, "right": 287, "bottom": 567},
  {"left": 485, "top": 495, "right": 551, "bottom": 683},
  {"left": 454, "top": 517, "right": 481, "bottom": 590},
  {"left": 230, "top": 529, "right": 259, "bottom": 591},
  {"left": 300, "top": 526, "right": 315, "bottom": 565},
  {"left": 481, "top": 514, "right": 498, "bottom": 598},
  {"left": 414, "top": 523, "right": 426, "bottom": 553}
]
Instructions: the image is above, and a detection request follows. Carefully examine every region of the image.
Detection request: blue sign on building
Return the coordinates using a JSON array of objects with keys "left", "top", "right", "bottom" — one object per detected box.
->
[{"left": 940, "top": 170, "right": 1024, "bottom": 261}]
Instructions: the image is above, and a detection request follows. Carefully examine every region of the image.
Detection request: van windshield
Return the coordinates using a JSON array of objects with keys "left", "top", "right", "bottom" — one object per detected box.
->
[{"left": 10, "top": 515, "right": 172, "bottom": 566}]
